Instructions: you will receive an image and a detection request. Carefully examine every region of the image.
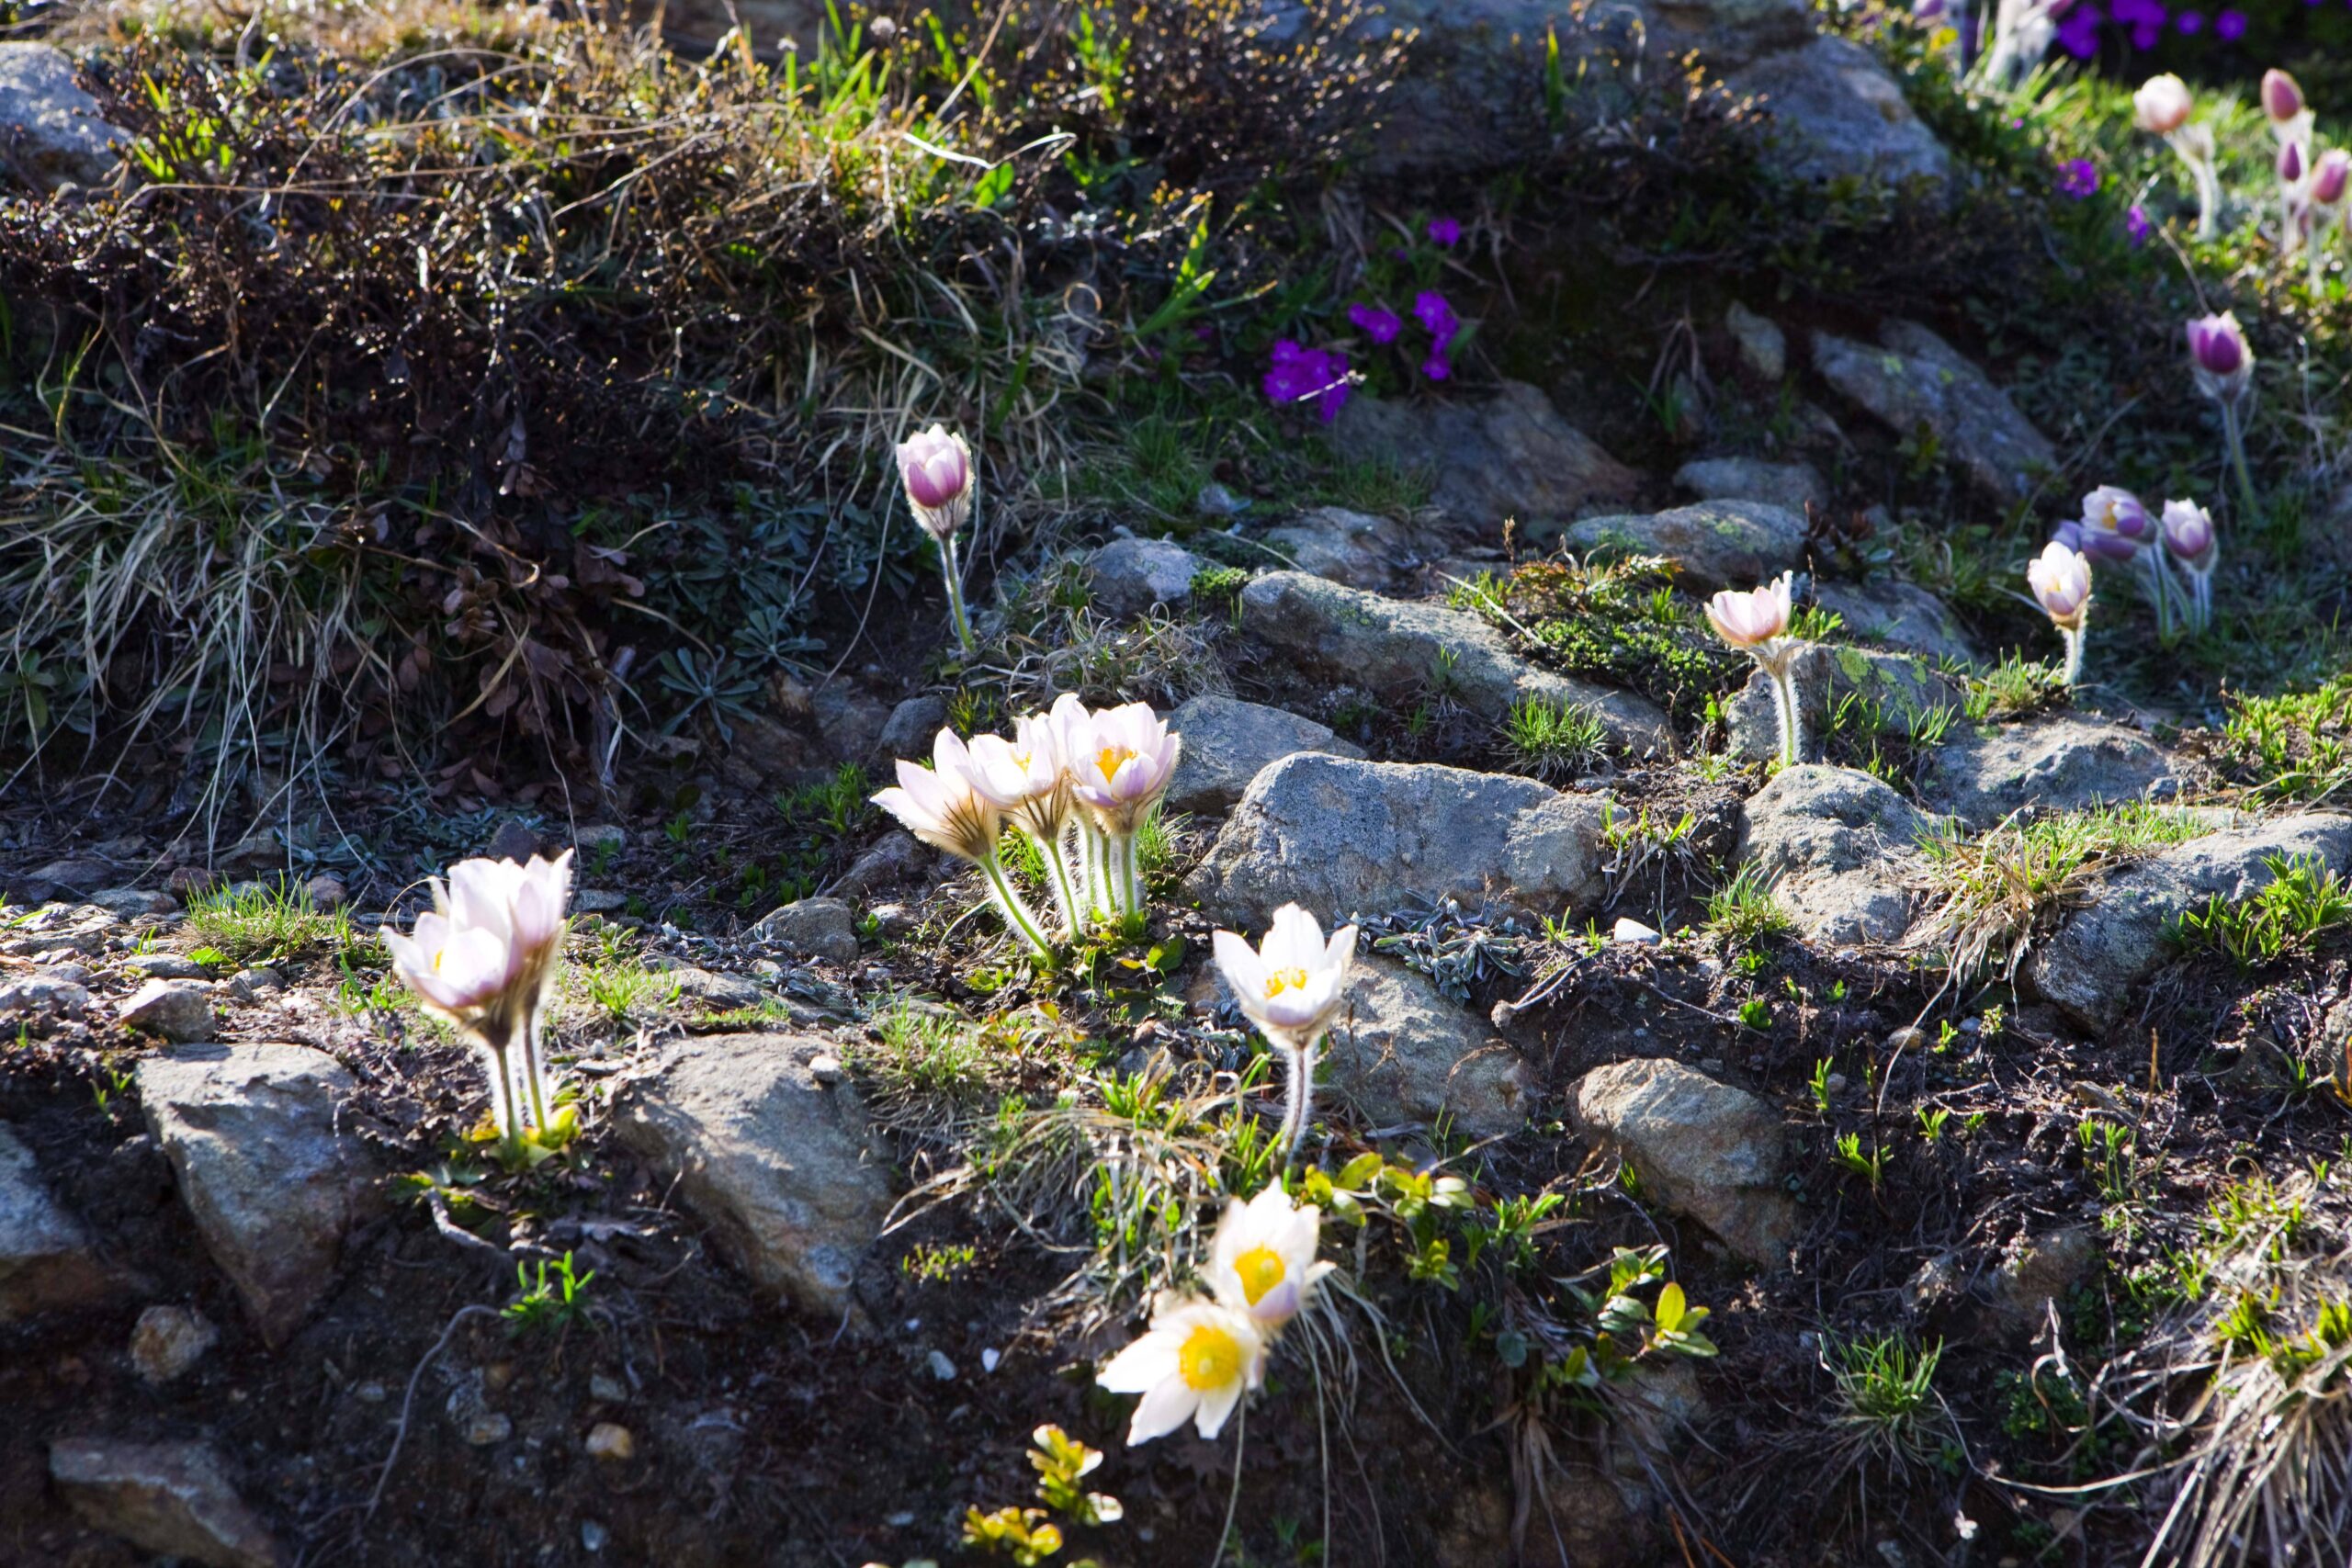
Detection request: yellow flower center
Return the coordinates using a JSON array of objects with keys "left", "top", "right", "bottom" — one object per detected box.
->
[
  {"left": 1263, "top": 967, "right": 1310, "bottom": 998},
  {"left": 1096, "top": 745, "right": 1136, "bottom": 783},
  {"left": 1232, "top": 1246, "right": 1287, "bottom": 1307},
  {"left": 432, "top": 947, "right": 448, "bottom": 972},
  {"left": 1178, "top": 1323, "right": 1244, "bottom": 1391}
]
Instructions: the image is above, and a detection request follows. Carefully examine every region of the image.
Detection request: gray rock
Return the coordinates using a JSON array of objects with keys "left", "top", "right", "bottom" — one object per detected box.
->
[
  {"left": 876, "top": 695, "right": 949, "bottom": 761},
  {"left": 837, "top": 829, "right": 929, "bottom": 897},
  {"left": 130, "top": 1304, "right": 220, "bottom": 1383},
  {"left": 136, "top": 1043, "right": 380, "bottom": 1346},
  {"left": 485, "top": 819, "right": 539, "bottom": 863},
  {"left": 575, "top": 823, "right": 628, "bottom": 856},
  {"left": 1238, "top": 572, "right": 1670, "bottom": 750},
  {"left": 1812, "top": 320, "right": 2056, "bottom": 502},
  {"left": 2023, "top": 813, "right": 2352, "bottom": 1031},
  {"left": 1725, "top": 300, "right": 1787, "bottom": 380},
  {"left": 1087, "top": 537, "right": 1206, "bottom": 619},
  {"left": 1726, "top": 643, "right": 1964, "bottom": 764},
  {"left": 812, "top": 681, "right": 890, "bottom": 765},
  {"left": 1811, "top": 578, "right": 1976, "bottom": 664},
  {"left": 1327, "top": 956, "right": 1533, "bottom": 1137},
  {"left": 1563, "top": 500, "right": 1810, "bottom": 593},
  {"left": 125, "top": 953, "right": 209, "bottom": 980},
  {"left": 1187, "top": 754, "right": 1611, "bottom": 926},
  {"left": 0, "top": 44, "right": 130, "bottom": 191},
  {"left": 1992, "top": 1225, "right": 2098, "bottom": 1334},
  {"left": 89, "top": 887, "right": 178, "bottom": 918},
  {"left": 0, "top": 973, "right": 93, "bottom": 1035},
  {"left": 1672, "top": 457, "right": 1826, "bottom": 516},
  {"left": 750, "top": 897, "right": 860, "bottom": 964},
  {"left": 613, "top": 1033, "right": 894, "bottom": 1319},
  {"left": 1738, "top": 765, "right": 1936, "bottom": 944},
  {"left": 1925, "top": 717, "right": 2184, "bottom": 829},
  {"left": 0, "top": 1122, "right": 107, "bottom": 1320},
  {"left": 727, "top": 712, "right": 818, "bottom": 782},
  {"left": 1259, "top": 506, "right": 1409, "bottom": 592},
  {"left": 1571, "top": 1058, "right": 1798, "bottom": 1266},
  {"left": 120, "top": 980, "right": 216, "bottom": 1042},
  {"left": 18, "top": 857, "right": 108, "bottom": 900},
  {"left": 1726, "top": 37, "right": 1950, "bottom": 188},
  {"left": 50, "top": 1438, "right": 282, "bottom": 1568},
  {"left": 1164, "top": 694, "right": 1365, "bottom": 816},
  {"left": 662, "top": 966, "right": 764, "bottom": 1011},
  {"left": 1328, "top": 381, "right": 1638, "bottom": 536},
  {"left": 223, "top": 966, "right": 284, "bottom": 1002},
  {"left": 302, "top": 874, "right": 347, "bottom": 910}
]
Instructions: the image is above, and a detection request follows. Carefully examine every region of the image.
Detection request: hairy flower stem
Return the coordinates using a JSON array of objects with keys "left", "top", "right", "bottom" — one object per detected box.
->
[
  {"left": 2220, "top": 402, "right": 2260, "bottom": 525},
  {"left": 978, "top": 854, "right": 1052, "bottom": 957},
  {"left": 518, "top": 1014, "right": 555, "bottom": 1134},
  {"left": 938, "top": 536, "right": 976, "bottom": 656},
  {"left": 471, "top": 1025, "right": 523, "bottom": 1152},
  {"left": 2193, "top": 161, "right": 2222, "bottom": 241},
  {"left": 1074, "top": 820, "right": 1111, "bottom": 922},
  {"left": 1758, "top": 658, "right": 1802, "bottom": 768},
  {"left": 1030, "top": 829, "right": 1080, "bottom": 938},
  {"left": 1274, "top": 1038, "right": 1318, "bottom": 1168},
  {"left": 1108, "top": 831, "right": 1142, "bottom": 918},
  {"left": 2060, "top": 624, "right": 2086, "bottom": 688}
]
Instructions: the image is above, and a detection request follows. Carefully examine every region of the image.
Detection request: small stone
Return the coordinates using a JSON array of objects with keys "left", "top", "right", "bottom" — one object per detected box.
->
[
  {"left": 119, "top": 980, "right": 216, "bottom": 1042},
  {"left": 88, "top": 888, "right": 179, "bottom": 919},
  {"left": 464, "top": 1412, "right": 512, "bottom": 1447},
  {"left": 130, "top": 1305, "right": 219, "bottom": 1384},
  {"left": 876, "top": 696, "right": 950, "bottom": 762},
  {"left": 1087, "top": 536, "right": 1206, "bottom": 619},
  {"left": 1196, "top": 481, "right": 1248, "bottom": 517},
  {"left": 1725, "top": 37, "right": 1951, "bottom": 189},
  {"left": 750, "top": 896, "right": 861, "bottom": 964},
  {"left": 661, "top": 966, "right": 763, "bottom": 1011},
  {"left": 590, "top": 1372, "right": 628, "bottom": 1404},
  {"left": 1612, "top": 918, "right": 1661, "bottom": 946},
  {"left": 1886, "top": 1026, "right": 1927, "bottom": 1052},
  {"left": 354, "top": 1382, "right": 387, "bottom": 1404},
  {"left": 22, "top": 857, "right": 109, "bottom": 899},
  {"left": 575, "top": 824, "right": 628, "bottom": 856},
  {"left": 584, "top": 1422, "right": 636, "bottom": 1461},
  {"left": 582, "top": 1520, "right": 610, "bottom": 1552},
  {"left": 1326, "top": 956, "right": 1533, "bottom": 1138},
  {"left": 573, "top": 890, "right": 628, "bottom": 915},
  {"left": 125, "top": 953, "right": 207, "bottom": 980},
  {"left": 224, "top": 967, "right": 283, "bottom": 1002},
  {"left": 926, "top": 1349, "right": 956, "bottom": 1382},
  {"left": 837, "top": 830, "right": 929, "bottom": 897},
  {"left": 1724, "top": 301, "right": 1787, "bottom": 381},
  {"left": 1571, "top": 1058, "right": 1798, "bottom": 1266},
  {"left": 865, "top": 902, "right": 919, "bottom": 939},
  {"left": 302, "top": 874, "right": 346, "bottom": 910},
  {"left": 0, "top": 974, "right": 93, "bottom": 1036},
  {"left": 485, "top": 820, "right": 539, "bottom": 863},
  {"left": 49, "top": 1438, "right": 281, "bottom": 1568},
  {"left": 981, "top": 1348, "right": 1002, "bottom": 1373},
  {"left": 808, "top": 1054, "right": 845, "bottom": 1085},
  {"left": 168, "top": 867, "right": 222, "bottom": 898}
]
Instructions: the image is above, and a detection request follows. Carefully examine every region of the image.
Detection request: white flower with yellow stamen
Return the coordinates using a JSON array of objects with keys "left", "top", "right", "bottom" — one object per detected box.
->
[
  {"left": 1095, "top": 1293, "right": 1268, "bottom": 1445},
  {"left": 964, "top": 711, "right": 1081, "bottom": 936},
  {"left": 1214, "top": 903, "right": 1358, "bottom": 1166},
  {"left": 1209, "top": 1183, "right": 1334, "bottom": 1332},
  {"left": 1066, "top": 700, "right": 1181, "bottom": 917},
  {"left": 872, "top": 729, "right": 1050, "bottom": 955}
]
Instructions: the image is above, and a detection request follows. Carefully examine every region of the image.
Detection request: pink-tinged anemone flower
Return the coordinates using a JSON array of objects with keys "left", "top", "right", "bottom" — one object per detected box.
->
[
  {"left": 1208, "top": 1183, "right": 1336, "bottom": 1333},
  {"left": 871, "top": 728, "right": 1001, "bottom": 863},
  {"left": 2187, "top": 312, "right": 2253, "bottom": 403},
  {"left": 2161, "top": 498, "right": 2217, "bottom": 568},
  {"left": 1213, "top": 904, "right": 1358, "bottom": 1050},
  {"left": 2052, "top": 519, "right": 2134, "bottom": 566},
  {"left": 2315, "top": 151, "right": 2351, "bottom": 209},
  {"left": 963, "top": 716, "right": 1071, "bottom": 839},
  {"left": 2133, "top": 74, "right": 2193, "bottom": 136},
  {"left": 1703, "top": 573, "right": 1793, "bottom": 653},
  {"left": 2027, "top": 541, "right": 2093, "bottom": 628},
  {"left": 1095, "top": 1293, "right": 1267, "bottom": 1445},
  {"left": 1068, "top": 702, "right": 1180, "bottom": 834},
  {"left": 895, "top": 424, "right": 973, "bottom": 541},
  {"left": 2081, "top": 485, "right": 2153, "bottom": 549}
]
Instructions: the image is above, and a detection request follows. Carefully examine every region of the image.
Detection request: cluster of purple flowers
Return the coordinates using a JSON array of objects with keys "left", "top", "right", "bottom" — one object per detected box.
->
[
  {"left": 1263, "top": 340, "right": 1351, "bottom": 424},
  {"left": 2058, "top": 158, "right": 2102, "bottom": 197},
  {"left": 2057, "top": 0, "right": 2250, "bottom": 56}
]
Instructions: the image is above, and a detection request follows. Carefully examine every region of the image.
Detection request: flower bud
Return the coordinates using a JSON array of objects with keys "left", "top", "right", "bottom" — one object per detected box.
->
[
  {"left": 2027, "top": 542, "right": 2093, "bottom": 629},
  {"left": 2278, "top": 140, "right": 2305, "bottom": 186},
  {"left": 2161, "top": 499, "right": 2216, "bottom": 569},
  {"left": 2186, "top": 312, "right": 2253, "bottom": 404},
  {"left": 895, "top": 424, "right": 974, "bottom": 541},
  {"left": 2315, "top": 150, "right": 2352, "bottom": 209},
  {"left": 2263, "top": 69, "right": 2305, "bottom": 128},
  {"left": 2132, "top": 74, "right": 2192, "bottom": 137}
]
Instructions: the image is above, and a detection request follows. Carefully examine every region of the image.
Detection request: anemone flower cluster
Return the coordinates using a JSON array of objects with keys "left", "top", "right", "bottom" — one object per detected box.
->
[
  {"left": 2186, "top": 311, "right": 2259, "bottom": 520},
  {"left": 2059, "top": 485, "right": 2178, "bottom": 640},
  {"left": 1213, "top": 903, "right": 1360, "bottom": 1167},
  {"left": 1096, "top": 1184, "right": 1335, "bottom": 1446},
  {"left": 872, "top": 699, "right": 1181, "bottom": 957},
  {"left": 897, "top": 423, "right": 978, "bottom": 655},
  {"left": 384, "top": 852, "right": 574, "bottom": 1152},
  {"left": 2027, "top": 542, "right": 2094, "bottom": 687},
  {"left": 1703, "top": 574, "right": 1804, "bottom": 768},
  {"left": 2133, "top": 73, "right": 2220, "bottom": 239}
]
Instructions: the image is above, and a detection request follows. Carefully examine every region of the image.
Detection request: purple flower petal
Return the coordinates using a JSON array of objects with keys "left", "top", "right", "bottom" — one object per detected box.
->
[{"left": 1427, "top": 217, "right": 1462, "bottom": 247}]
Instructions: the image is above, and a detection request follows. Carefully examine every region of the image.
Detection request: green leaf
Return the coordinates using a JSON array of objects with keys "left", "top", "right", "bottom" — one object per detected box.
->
[{"left": 1656, "top": 1280, "right": 1685, "bottom": 1333}]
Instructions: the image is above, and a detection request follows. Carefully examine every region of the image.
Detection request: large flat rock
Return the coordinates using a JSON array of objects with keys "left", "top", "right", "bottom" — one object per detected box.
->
[
  {"left": 1238, "top": 571, "right": 1670, "bottom": 750},
  {"left": 1186, "top": 753, "right": 1611, "bottom": 926},
  {"left": 1924, "top": 717, "right": 2184, "bottom": 829},
  {"left": 1813, "top": 320, "right": 2054, "bottom": 502},
  {"left": 1328, "top": 955, "right": 1533, "bottom": 1138},
  {"left": 136, "top": 1043, "right": 380, "bottom": 1347},
  {"left": 51, "top": 1438, "right": 282, "bottom": 1568},
  {"left": 1725, "top": 37, "right": 1951, "bottom": 189},
  {"left": 1562, "top": 500, "right": 1809, "bottom": 593},
  {"left": 1165, "top": 694, "right": 1363, "bottom": 816},
  {"left": 1328, "top": 382, "right": 1638, "bottom": 535},
  {"left": 613, "top": 1033, "right": 894, "bottom": 1320}
]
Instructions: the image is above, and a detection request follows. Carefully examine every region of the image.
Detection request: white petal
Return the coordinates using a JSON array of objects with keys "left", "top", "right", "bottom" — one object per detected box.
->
[
  {"left": 1126, "top": 1376, "right": 1199, "bottom": 1446},
  {"left": 1212, "top": 931, "right": 1269, "bottom": 1009},
  {"left": 1192, "top": 1378, "right": 1245, "bottom": 1438},
  {"left": 1096, "top": 1330, "right": 1180, "bottom": 1393}
]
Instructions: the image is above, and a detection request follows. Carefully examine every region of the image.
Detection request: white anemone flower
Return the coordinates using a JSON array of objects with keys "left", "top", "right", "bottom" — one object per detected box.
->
[
  {"left": 871, "top": 729, "right": 1050, "bottom": 956},
  {"left": 2026, "top": 541, "right": 2094, "bottom": 688},
  {"left": 1096, "top": 1293, "right": 1268, "bottom": 1445},
  {"left": 383, "top": 851, "right": 573, "bottom": 1145},
  {"left": 1209, "top": 1184, "right": 1335, "bottom": 1332},
  {"left": 1214, "top": 903, "right": 1358, "bottom": 1165},
  {"left": 1703, "top": 572, "right": 1805, "bottom": 768},
  {"left": 964, "top": 714, "right": 1081, "bottom": 936},
  {"left": 1067, "top": 701, "right": 1181, "bottom": 917}
]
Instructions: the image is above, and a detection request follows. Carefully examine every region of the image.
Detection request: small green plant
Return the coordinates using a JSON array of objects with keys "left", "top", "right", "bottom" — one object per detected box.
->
[
  {"left": 1810, "top": 1057, "right": 1836, "bottom": 1114},
  {"left": 900, "top": 1241, "right": 978, "bottom": 1283},
  {"left": 582, "top": 955, "right": 680, "bottom": 1022},
  {"left": 503, "top": 1250, "right": 595, "bottom": 1335},
  {"left": 184, "top": 880, "right": 354, "bottom": 964},
  {"left": 1499, "top": 694, "right": 1607, "bottom": 781},
  {"left": 2171, "top": 854, "right": 2352, "bottom": 970},
  {"left": 1823, "top": 1332, "right": 1949, "bottom": 1472},
  {"left": 962, "top": 1425, "right": 1120, "bottom": 1565},
  {"left": 1918, "top": 1106, "right": 1951, "bottom": 1142},
  {"left": 1705, "top": 863, "right": 1792, "bottom": 946},
  {"left": 1736, "top": 996, "right": 1771, "bottom": 1029},
  {"left": 1832, "top": 1133, "right": 1889, "bottom": 1194}
]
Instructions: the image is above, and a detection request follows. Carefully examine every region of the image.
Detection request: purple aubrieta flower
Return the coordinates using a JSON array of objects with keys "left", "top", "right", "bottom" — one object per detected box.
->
[
  {"left": 2215, "top": 8, "right": 2245, "bottom": 38},
  {"left": 2126, "top": 205, "right": 2152, "bottom": 246},
  {"left": 1347, "top": 302, "right": 1404, "bottom": 345},
  {"left": 2058, "top": 5, "right": 2100, "bottom": 56},
  {"left": 1421, "top": 355, "right": 1452, "bottom": 382},
  {"left": 2059, "top": 160, "right": 2100, "bottom": 199},
  {"left": 1427, "top": 217, "right": 1462, "bottom": 247},
  {"left": 2175, "top": 7, "right": 2201, "bottom": 31},
  {"left": 1263, "top": 340, "right": 1351, "bottom": 424},
  {"left": 1412, "top": 291, "right": 1460, "bottom": 350}
]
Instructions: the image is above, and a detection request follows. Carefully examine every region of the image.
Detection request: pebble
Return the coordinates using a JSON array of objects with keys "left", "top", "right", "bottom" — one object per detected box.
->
[
  {"left": 980, "top": 1348, "right": 1001, "bottom": 1373},
  {"left": 354, "top": 1382, "right": 388, "bottom": 1404},
  {"left": 808, "top": 1054, "right": 845, "bottom": 1086},
  {"left": 1612, "top": 917, "right": 1662, "bottom": 946},
  {"left": 303, "top": 874, "right": 347, "bottom": 909},
  {"left": 590, "top": 1372, "right": 628, "bottom": 1403},
  {"left": 576, "top": 824, "right": 628, "bottom": 855},
  {"left": 925, "top": 1349, "right": 956, "bottom": 1382},
  {"left": 123, "top": 953, "right": 206, "bottom": 980},
  {"left": 582, "top": 1521, "right": 610, "bottom": 1552},
  {"left": 119, "top": 980, "right": 215, "bottom": 1042},
  {"left": 1886, "top": 1026, "right": 1928, "bottom": 1052},
  {"left": 584, "top": 1422, "right": 636, "bottom": 1461},
  {"left": 224, "top": 966, "right": 283, "bottom": 1002},
  {"left": 129, "top": 1305, "right": 219, "bottom": 1384},
  {"left": 463, "top": 1413, "right": 512, "bottom": 1446}
]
